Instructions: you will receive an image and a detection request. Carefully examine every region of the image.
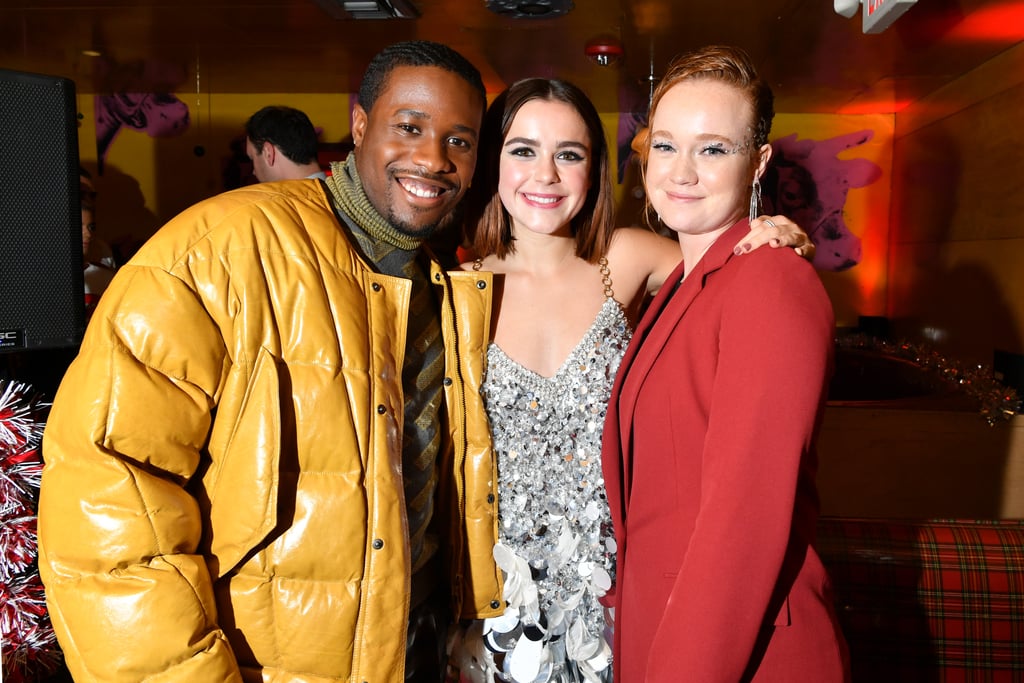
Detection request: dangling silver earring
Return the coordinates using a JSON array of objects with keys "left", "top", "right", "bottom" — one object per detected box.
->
[{"left": 748, "top": 177, "right": 761, "bottom": 225}]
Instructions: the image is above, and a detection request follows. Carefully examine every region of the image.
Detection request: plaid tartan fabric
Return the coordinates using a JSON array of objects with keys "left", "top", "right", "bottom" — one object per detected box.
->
[{"left": 817, "top": 517, "right": 1024, "bottom": 682}]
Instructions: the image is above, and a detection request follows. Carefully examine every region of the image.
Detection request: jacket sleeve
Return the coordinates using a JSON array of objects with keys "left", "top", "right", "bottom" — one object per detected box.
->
[
  {"left": 38, "top": 264, "right": 243, "bottom": 682},
  {"left": 647, "top": 250, "right": 834, "bottom": 682}
]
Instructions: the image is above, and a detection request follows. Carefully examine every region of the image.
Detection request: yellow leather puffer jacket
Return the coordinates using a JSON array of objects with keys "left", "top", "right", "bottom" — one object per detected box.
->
[{"left": 38, "top": 180, "right": 503, "bottom": 682}]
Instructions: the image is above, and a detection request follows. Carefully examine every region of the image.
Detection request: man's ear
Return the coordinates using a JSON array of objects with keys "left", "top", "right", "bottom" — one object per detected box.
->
[
  {"left": 262, "top": 141, "right": 277, "bottom": 166},
  {"left": 351, "top": 104, "right": 368, "bottom": 147}
]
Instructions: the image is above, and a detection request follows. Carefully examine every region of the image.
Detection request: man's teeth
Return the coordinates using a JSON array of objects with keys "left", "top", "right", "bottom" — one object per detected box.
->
[{"left": 401, "top": 180, "right": 442, "bottom": 198}]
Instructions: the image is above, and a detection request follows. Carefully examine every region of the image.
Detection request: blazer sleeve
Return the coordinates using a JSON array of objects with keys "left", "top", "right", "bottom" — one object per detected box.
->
[
  {"left": 38, "top": 264, "right": 243, "bottom": 682},
  {"left": 647, "top": 249, "right": 834, "bottom": 682}
]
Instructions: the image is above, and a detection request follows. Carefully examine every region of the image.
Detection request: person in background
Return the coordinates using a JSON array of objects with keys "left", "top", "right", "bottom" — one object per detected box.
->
[
  {"left": 78, "top": 167, "right": 116, "bottom": 319},
  {"left": 602, "top": 45, "right": 850, "bottom": 681},
  {"left": 39, "top": 40, "right": 499, "bottom": 682},
  {"left": 244, "top": 104, "right": 326, "bottom": 181},
  {"left": 446, "top": 77, "right": 814, "bottom": 683}
]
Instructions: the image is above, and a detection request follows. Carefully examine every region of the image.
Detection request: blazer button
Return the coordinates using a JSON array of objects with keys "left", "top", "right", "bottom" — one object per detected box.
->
[
  {"left": 376, "top": 405, "right": 386, "bottom": 414},
  {"left": 372, "top": 539, "right": 384, "bottom": 550}
]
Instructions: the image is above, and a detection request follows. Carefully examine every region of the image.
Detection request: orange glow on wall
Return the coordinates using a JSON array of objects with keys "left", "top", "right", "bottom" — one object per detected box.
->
[
  {"left": 853, "top": 197, "right": 890, "bottom": 312},
  {"left": 947, "top": 3, "right": 1024, "bottom": 41},
  {"left": 837, "top": 100, "right": 914, "bottom": 115},
  {"left": 771, "top": 114, "right": 893, "bottom": 326}
]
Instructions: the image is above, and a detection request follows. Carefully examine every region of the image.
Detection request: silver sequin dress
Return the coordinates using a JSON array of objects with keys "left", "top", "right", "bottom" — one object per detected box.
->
[{"left": 451, "top": 296, "right": 631, "bottom": 683}]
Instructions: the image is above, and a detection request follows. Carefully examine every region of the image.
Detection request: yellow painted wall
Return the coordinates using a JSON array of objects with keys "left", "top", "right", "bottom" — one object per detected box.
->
[
  {"left": 78, "top": 92, "right": 350, "bottom": 260},
  {"left": 78, "top": 88, "right": 894, "bottom": 331},
  {"left": 773, "top": 113, "right": 893, "bottom": 327}
]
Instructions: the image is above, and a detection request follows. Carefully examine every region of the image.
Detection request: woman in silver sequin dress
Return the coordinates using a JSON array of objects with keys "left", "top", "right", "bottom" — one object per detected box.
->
[{"left": 446, "top": 78, "right": 812, "bottom": 683}]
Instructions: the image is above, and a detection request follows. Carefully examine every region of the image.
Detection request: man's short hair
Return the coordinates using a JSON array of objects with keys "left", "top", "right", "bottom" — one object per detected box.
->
[
  {"left": 358, "top": 40, "right": 486, "bottom": 114},
  {"left": 245, "top": 106, "right": 320, "bottom": 164}
]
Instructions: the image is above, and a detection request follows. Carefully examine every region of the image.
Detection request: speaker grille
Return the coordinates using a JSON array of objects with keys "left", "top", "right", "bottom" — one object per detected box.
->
[{"left": 0, "top": 69, "right": 85, "bottom": 352}]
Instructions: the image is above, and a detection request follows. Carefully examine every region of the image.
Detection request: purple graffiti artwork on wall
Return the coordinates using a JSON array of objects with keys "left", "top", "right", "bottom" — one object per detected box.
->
[
  {"left": 762, "top": 131, "right": 882, "bottom": 272},
  {"left": 95, "top": 92, "right": 190, "bottom": 172},
  {"left": 92, "top": 55, "right": 191, "bottom": 174}
]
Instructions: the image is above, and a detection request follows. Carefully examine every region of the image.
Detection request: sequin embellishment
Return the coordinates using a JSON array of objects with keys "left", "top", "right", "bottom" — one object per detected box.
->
[{"left": 451, "top": 298, "right": 631, "bottom": 683}]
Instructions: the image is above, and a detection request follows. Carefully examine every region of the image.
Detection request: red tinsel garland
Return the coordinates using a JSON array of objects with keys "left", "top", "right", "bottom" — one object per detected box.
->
[{"left": 0, "top": 380, "right": 61, "bottom": 682}]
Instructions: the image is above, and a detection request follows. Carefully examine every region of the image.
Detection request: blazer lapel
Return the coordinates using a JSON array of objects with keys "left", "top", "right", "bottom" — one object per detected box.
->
[
  {"left": 609, "top": 257, "right": 685, "bottom": 513},
  {"left": 613, "top": 220, "right": 751, "bottom": 511}
]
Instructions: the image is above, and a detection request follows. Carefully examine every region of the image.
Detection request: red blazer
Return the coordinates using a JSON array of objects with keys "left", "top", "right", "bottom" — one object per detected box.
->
[{"left": 601, "top": 220, "right": 850, "bottom": 682}]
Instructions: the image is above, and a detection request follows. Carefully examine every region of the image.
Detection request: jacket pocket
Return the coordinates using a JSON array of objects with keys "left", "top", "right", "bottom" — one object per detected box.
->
[{"left": 206, "top": 347, "right": 281, "bottom": 579}]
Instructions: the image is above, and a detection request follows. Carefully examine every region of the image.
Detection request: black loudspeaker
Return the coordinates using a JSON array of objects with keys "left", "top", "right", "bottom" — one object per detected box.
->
[{"left": 0, "top": 68, "right": 85, "bottom": 353}]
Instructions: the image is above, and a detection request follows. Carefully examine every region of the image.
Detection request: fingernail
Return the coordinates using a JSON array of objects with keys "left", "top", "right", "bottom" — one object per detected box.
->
[{"left": 742, "top": 243, "right": 752, "bottom": 253}]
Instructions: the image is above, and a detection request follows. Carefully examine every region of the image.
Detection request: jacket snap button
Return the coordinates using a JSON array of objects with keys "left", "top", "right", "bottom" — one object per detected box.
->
[
  {"left": 435, "top": 273, "right": 442, "bottom": 281},
  {"left": 487, "top": 494, "right": 495, "bottom": 504},
  {"left": 476, "top": 280, "right": 486, "bottom": 290},
  {"left": 372, "top": 539, "right": 384, "bottom": 550},
  {"left": 490, "top": 600, "right": 501, "bottom": 609},
  {"left": 443, "top": 377, "right": 453, "bottom": 386},
  {"left": 371, "top": 282, "right": 381, "bottom": 292},
  {"left": 376, "top": 404, "right": 386, "bottom": 414}
]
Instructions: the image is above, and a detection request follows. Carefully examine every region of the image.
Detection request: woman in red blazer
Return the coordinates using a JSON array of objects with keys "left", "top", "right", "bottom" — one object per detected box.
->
[{"left": 601, "top": 46, "right": 850, "bottom": 682}]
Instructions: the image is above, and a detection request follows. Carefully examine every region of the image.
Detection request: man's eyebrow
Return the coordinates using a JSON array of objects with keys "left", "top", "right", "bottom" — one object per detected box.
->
[
  {"left": 394, "top": 108, "right": 478, "bottom": 138},
  {"left": 451, "top": 123, "right": 478, "bottom": 139},
  {"left": 395, "top": 107, "right": 429, "bottom": 119}
]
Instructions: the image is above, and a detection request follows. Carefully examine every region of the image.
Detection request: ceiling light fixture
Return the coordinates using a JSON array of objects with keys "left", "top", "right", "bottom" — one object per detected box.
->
[
  {"left": 484, "top": 0, "right": 574, "bottom": 19},
  {"left": 311, "top": 0, "right": 419, "bottom": 19}
]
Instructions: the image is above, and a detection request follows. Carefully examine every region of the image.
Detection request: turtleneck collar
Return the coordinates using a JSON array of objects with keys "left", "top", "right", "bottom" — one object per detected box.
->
[{"left": 325, "top": 154, "right": 423, "bottom": 252}]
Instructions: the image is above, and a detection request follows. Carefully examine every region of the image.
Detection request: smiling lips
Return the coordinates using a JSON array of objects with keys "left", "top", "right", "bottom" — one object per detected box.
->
[
  {"left": 522, "top": 193, "right": 562, "bottom": 206},
  {"left": 397, "top": 174, "right": 452, "bottom": 201},
  {"left": 665, "top": 190, "right": 702, "bottom": 202}
]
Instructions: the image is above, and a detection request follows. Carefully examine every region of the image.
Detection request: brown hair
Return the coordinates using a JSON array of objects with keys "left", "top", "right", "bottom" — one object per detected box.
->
[{"left": 465, "top": 78, "right": 615, "bottom": 263}]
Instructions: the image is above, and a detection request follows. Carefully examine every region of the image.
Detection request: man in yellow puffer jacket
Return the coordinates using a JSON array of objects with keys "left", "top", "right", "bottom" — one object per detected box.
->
[{"left": 38, "top": 40, "right": 504, "bottom": 682}]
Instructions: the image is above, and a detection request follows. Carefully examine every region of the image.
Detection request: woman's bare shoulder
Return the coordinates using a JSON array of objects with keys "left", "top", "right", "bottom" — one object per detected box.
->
[
  {"left": 610, "top": 224, "right": 664, "bottom": 244},
  {"left": 609, "top": 226, "right": 677, "bottom": 256},
  {"left": 607, "top": 227, "right": 681, "bottom": 293}
]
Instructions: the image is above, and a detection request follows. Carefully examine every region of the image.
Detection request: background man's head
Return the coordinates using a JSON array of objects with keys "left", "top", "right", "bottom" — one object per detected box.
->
[
  {"left": 245, "top": 105, "right": 322, "bottom": 182},
  {"left": 351, "top": 40, "right": 487, "bottom": 239}
]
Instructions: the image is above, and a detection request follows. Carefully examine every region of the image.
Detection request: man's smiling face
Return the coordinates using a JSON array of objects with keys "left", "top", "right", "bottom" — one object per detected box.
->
[{"left": 352, "top": 65, "right": 483, "bottom": 238}]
